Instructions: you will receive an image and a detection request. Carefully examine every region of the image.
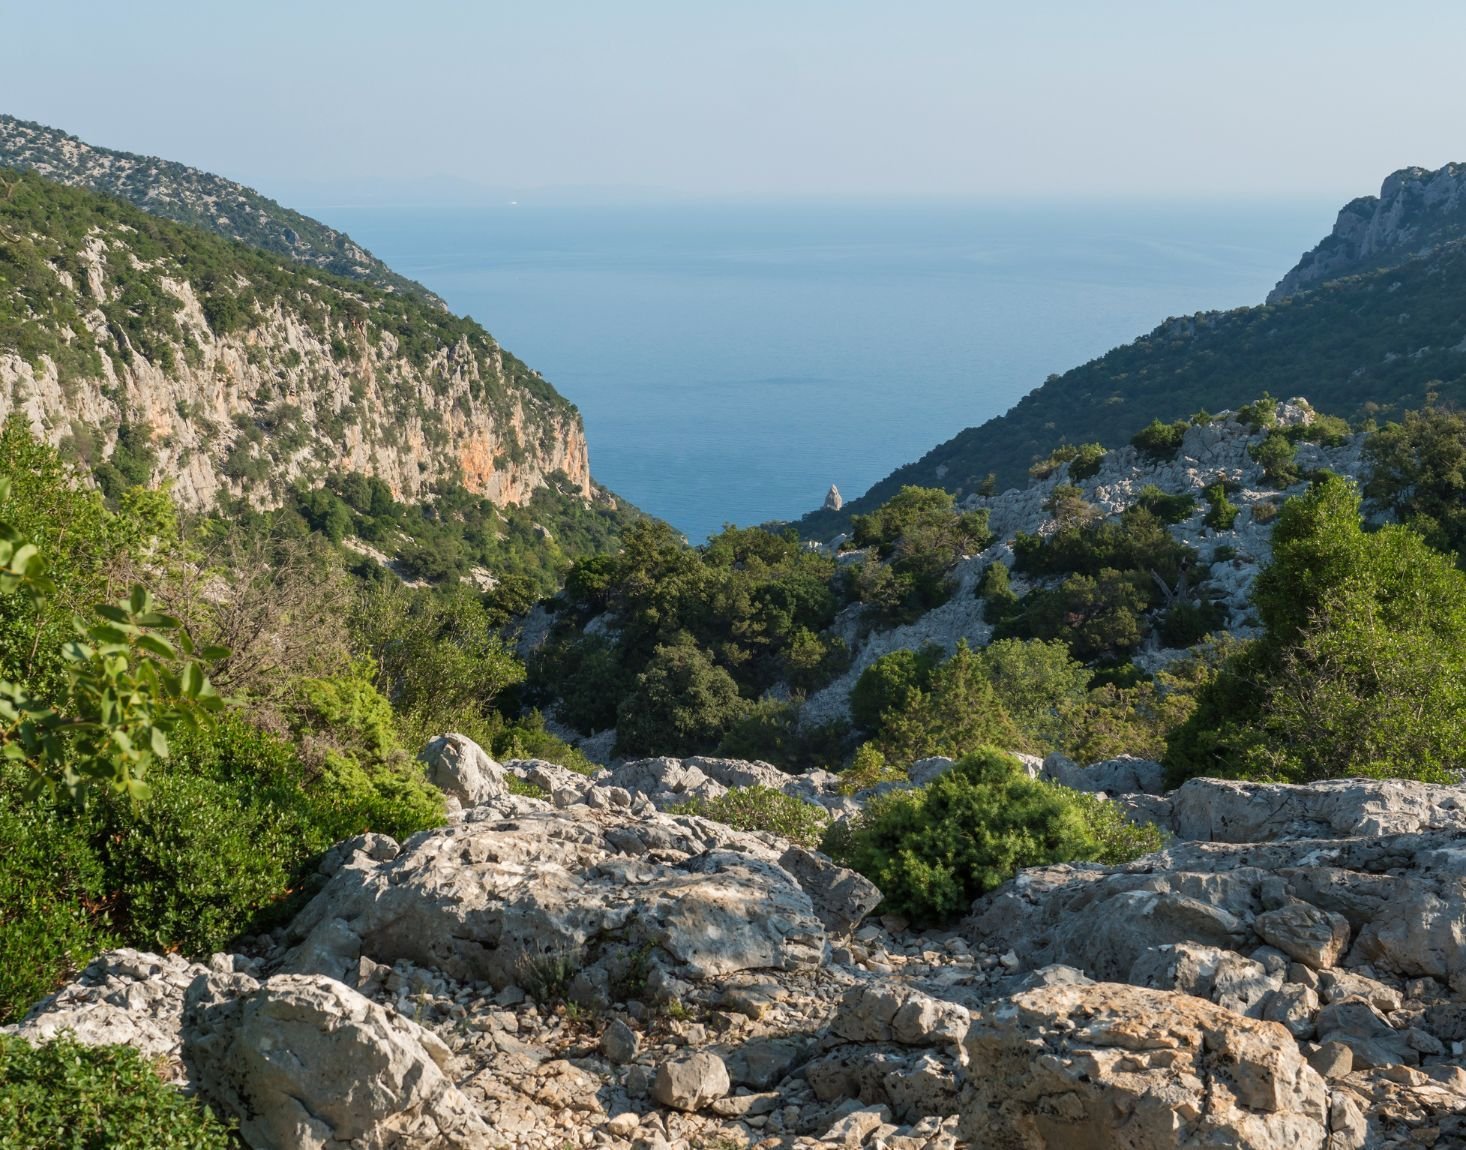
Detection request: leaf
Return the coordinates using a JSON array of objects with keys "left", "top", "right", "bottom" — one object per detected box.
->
[
  {"left": 129, "top": 585, "right": 148, "bottom": 615},
  {"left": 134, "top": 634, "right": 177, "bottom": 660},
  {"left": 136, "top": 612, "right": 181, "bottom": 630},
  {"left": 181, "top": 662, "right": 204, "bottom": 699},
  {"left": 95, "top": 604, "right": 133, "bottom": 624},
  {"left": 149, "top": 726, "right": 170, "bottom": 760}
]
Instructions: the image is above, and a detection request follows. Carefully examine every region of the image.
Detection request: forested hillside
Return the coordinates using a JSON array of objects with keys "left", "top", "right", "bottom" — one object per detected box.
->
[{"left": 802, "top": 163, "right": 1466, "bottom": 537}]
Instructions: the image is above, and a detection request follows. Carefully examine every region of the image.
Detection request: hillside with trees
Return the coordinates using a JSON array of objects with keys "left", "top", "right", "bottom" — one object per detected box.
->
[{"left": 800, "top": 161, "right": 1466, "bottom": 537}]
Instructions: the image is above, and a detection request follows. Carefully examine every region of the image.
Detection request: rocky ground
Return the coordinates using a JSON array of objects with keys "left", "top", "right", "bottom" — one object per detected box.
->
[{"left": 10, "top": 735, "right": 1466, "bottom": 1149}]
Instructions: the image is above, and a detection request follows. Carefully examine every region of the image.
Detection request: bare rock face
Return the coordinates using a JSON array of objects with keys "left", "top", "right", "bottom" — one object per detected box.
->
[
  {"left": 959, "top": 981, "right": 1329, "bottom": 1149},
  {"left": 185, "top": 972, "right": 490, "bottom": 1149},
  {"left": 2, "top": 949, "right": 209, "bottom": 1084},
  {"left": 651, "top": 1051, "right": 731, "bottom": 1112},
  {"left": 419, "top": 733, "right": 508, "bottom": 808},
  {"left": 1148, "top": 777, "right": 1466, "bottom": 843},
  {"left": 279, "top": 800, "right": 833, "bottom": 991},
  {"left": 824, "top": 484, "right": 843, "bottom": 512}
]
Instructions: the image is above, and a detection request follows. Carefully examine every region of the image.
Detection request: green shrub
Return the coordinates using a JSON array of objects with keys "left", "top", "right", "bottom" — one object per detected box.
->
[
  {"left": 614, "top": 635, "right": 749, "bottom": 757},
  {"left": 1237, "top": 394, "right": 1278, "bottom": 430},
  {"left": 715, "top": 700, "right": 849, "bottom": 773},
  {"left": 837, "top": 743, "right": 908, "bottom": 794},
  {"left": 0, "top": 1034, "right": 235, "bottom": 1148},
  {"left": 0, "top": 795, "right": 113, "bottom": 1024},
  {"left": 1203, "top": 483, "right": 1239, "bottom": 530},
  {"left": 1249, "top": 429, "right": 1301, "bottom": 487},
  {"left": 1131, "top": 418, "right": 1188, "bottom": 460},
  {"left": 1135, "top": 484, "right": 1196, "bottom": 524},
  {"left": 1168, "top": 476, "right": 1466, "bottom": 784},
  {"left": 671, "top": 785, "right": 830, "bottom": 848},
  {"left": 850, "top": 647, "right": 942, "bottom": 733},
  {"left": 823, "top": 748, "right": 1162, "bottom": 925},
  {"left": 1158, "top": 598, "right": 1227, "bottom": 649},
  {"left": 1066, "top": 442, "right": 1108, "bottom": 481}
]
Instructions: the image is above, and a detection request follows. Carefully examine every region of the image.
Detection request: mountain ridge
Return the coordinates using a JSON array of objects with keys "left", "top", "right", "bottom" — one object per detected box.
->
[{"left": 0, "top": 114, "right": 441, "bottom": 307}]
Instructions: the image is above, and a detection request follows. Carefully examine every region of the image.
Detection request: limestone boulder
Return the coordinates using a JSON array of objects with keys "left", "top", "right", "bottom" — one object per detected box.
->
[
  {"left": 958, "top": 981, "right": 1329, "bottom": 1149},
  {"left": 651, "top": 1051, "right": 730, "bottom": 1111},
  {"left": 1254, "top": 903, "right": 1351, "bottom": 970},
  {"left": 184, "top": 972, "right": 490, "bottom": 1149},
  {"left": 279, "top": 801, "right": 828, "bottom": 991},
  {"left": 419, "top": 733, "right": 507, "bottom": 808}
]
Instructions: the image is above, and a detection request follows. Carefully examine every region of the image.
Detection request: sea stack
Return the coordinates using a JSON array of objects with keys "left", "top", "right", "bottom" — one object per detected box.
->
[{"left": 823, "top": 484, "right": 843, "bottom": 512}]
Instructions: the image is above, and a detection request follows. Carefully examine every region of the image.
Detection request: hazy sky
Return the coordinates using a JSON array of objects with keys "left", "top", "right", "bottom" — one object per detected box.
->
[{"left": 5, "top": 1, "right": 1463, "bottom": 204}]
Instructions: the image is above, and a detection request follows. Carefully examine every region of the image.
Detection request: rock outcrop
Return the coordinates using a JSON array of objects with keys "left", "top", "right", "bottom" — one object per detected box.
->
[
  {"left": 1269, "top": 162, "right": 1466, "bottom": 303},
  {"left": 0, "top": 170, "right": 593, "bottom": 514},
  {"left": 12, "top": 738, "right": 1466, "bottom": 1149}
]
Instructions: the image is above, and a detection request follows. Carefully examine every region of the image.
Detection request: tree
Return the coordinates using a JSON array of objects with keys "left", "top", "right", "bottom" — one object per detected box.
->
[
  {"left": 1168, "top": 475, "right": 1466, "bottom": 783},
  {"left": 614, "top": 634, "right": 748, "bottom": 757}
]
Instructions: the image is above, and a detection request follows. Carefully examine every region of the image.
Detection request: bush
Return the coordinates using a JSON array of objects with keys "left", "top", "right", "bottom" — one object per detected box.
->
[
  {"left": 1131, "top": 418, "right": 1188, "bottom": 460},
  {"left": 1135, "top": 484, "right": 1196, "bottom": 525},
  {"left": 823, "top": 748, "right": 1162, "bottom": 925},
  {"left": 0, "top": 1034, "right": 235, "bottom": 1147},
  {"left": 716, "top": 700, "right": 849, "bottom": 773},
  {"left": 614, "top": 635, "right": 749, "bottom": 757},
  {"left": 1066, "top": 442, "right": 1108, "bottom": 481},
  {"left": 0, "top": 795, "right": 113, "bottom": 1023},
  {"left": 1168, "top": 476, "right": 1466, "bottom": 783},
  {"left": 1203, "top": 483, "right": 1238, "bottom": 530},
  {"left": 671, "top": 785, "right": 830, "bottom": 848},
  {"left": 1249, "top": 429, "right": 1301, "bottom": 487},
  {"left": 850, "top": 647, "right": 942, "bottom": 733}
]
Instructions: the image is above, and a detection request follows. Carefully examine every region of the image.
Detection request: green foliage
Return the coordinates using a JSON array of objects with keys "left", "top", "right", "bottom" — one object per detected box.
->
[
  {"left": 0, "top": 797, "right": 112, "bottom": 1023},
  {"left": 1030, "top": 442, "right": 1106, "bottom": 481},
  {"left": 1168, "top": 475, "right": 1466, "bottom": 783},
  {"left": 996, "top": 569, "right": 1152, "bottom": 663},
  {"left": 1131, "top": 418, "right": 1189, "bottom": 460},
  {"left": 533, "top": 517, "right": 849, "bottom": 765},
  {"left": 1237, "top": 394, "right": 1278, "bottom": 430},
  {"left": 976, "top": 638, "right": 1091, "bottom": 750},
  {"left": 1364, "top": 405, "right": 1466, "bottom": 559},
  {"left": 849, "top": 487, "right": 993, "bottom": 624},
  {"left": 1135, "top": 484, "right": 1197, "bottom": 524},
  {"left": 823, "top": 748, "right": 1162, "bottom": 925},
  {"left": 0, "top": 1033, "right": 235, "bottom": 1148},
  {"left": 1249, "top": 429, "right": 1301, "bottom": 487},
  {"left": 870, "top": 643, "right": 1023, "bottom": 764},
  {"left": 671, "top": 785, "right": 831, "bottom": 848},
  {"left": 838, "top": 743, "right": 908, "bottom": 794},
  {"left": 0, "top": 464, "right": 224, "bottom": 803},
  {"left": 850, "top": 647, "right": 943, "bottom": 733},
  {"left": 715, "top": 700, "right": 849, "bottom": 774},
  {"left": 1203, "top": 483, "right": 1239, "bottom": 530},
  {"left": 615, "top": 634, "right": 749, "bottom": 758}
]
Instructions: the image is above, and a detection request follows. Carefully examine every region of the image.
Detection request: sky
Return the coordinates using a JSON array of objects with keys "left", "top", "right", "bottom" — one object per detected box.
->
[{"left": 4, "top": 1, "right": 1464, "bottom": 206}]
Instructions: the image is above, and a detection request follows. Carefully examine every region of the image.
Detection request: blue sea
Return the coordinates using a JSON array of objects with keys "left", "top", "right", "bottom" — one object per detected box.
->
[{"left": 312, "top": 200, "right": 1334, "bottom": 542}]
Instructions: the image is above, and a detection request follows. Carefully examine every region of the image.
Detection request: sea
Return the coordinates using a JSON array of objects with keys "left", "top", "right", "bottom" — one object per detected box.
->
[{"left": 311, "top": 200, "right": 1335, "bottom": 543}]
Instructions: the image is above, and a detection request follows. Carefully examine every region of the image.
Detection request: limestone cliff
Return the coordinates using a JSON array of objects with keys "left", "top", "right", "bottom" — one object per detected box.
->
[
  {"left": 0, "top": 171, "right": 590, "bottom": 512},
  {"left": 1268, "top": 161, "right": 1466, "bottom": 302}
]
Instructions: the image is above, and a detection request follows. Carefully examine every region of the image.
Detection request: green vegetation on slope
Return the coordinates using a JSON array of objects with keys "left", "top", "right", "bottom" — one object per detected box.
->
[
  {"left": 801, "top": 240, "right": 1466, "bottom": 535},
  {"left": 1, "top": 112, "right": 434, "bottom": 304},
  {"left": 0, "top": 425, "right": 596, "bottom": 1024}
]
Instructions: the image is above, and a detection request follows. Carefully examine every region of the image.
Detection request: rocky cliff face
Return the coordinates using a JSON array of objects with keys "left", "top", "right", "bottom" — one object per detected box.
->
[
  {"left": 0, "top": 172, "right": 591, "bottom": 512},
  {"left": 1269, "top": 162, "right": 1466, "bottom": 302}
]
